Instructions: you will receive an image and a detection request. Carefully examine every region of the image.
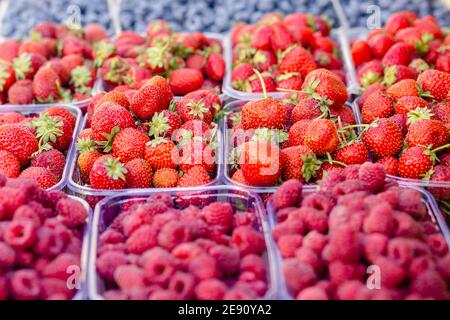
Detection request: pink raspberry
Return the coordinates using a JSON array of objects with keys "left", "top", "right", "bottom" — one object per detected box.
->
[
  {"left": 376, "top": 189, "right": 399, "bottom": 208},
  {"left": 121, "top": 208, "right": 153, "bottom": 236},
  {"left": 139, "top": 248, "right": 175, "bottom": 286},
  {"left": 328, "top": 261, "right": 365, "bottom": 285},
  {"left": 172, "top": 242, "right": 204, "bottom": 268},
  {"left": 55, "top": 198, "right": 88, "bottom": 228},
  {"left": 233, "top": 211, "right": 256, "bottom": 228},
  {"left": 65, "top": 236, "right": 83, "bottom": 256},
  {"left": 335, "top": 280, "right": 366, "bottom": 300},
  {"left": 240, "top": 254, "right": 267, "bottom": 280},
  {"left": 46, "top": 189, "right": 68, "bottom": 208},
  {"left": 298, "top": 207, "right": 328, "bottom": 234},
  {"left": 224, "top": 284, "right": 257, "bottom": 300},
  {"left": 374, "top": 256, "right": 406, "bottom": 288},
  {"left": 9, "top": 269, "right": 41, "bottom": 300},
  {"left": 0, "top": 276, "right": 8, "bottom": 300},
  {"left": 272, "top": 179, "right": 303, "bottom": 210},
  {"left": 302, "top": 231, "right": 328, "bottom": 255},
  {"left": 296, "top": 286, "right": 329, "bottom": 300},
  {"left": 147, "top": 193, "right": 174, "bottom": 208},
  {"left": 168, "top": 271, "right": 195, "bottom": 299},
  {"left": 114, "top": 265, "right": 146, "bottom": 292},
  {"left": 331, "top": 180, "right": 365, "bottom": 198},
  {"left": 393, "top": 211, "right": 423, "bottom": 238},
  {"left": 231, "top": 226, "right": 265, "bottom": 256},
  {"left": 277, "top": 234, "right": 303, "bottom": 258},
  {"left": 397, "top": 188, "right": 426, "bottom": 220},
  {"left": 100, "top": 229, "right": 126, "bottom": 245},
  {"left": 436, "top": 254, "right": 450, "bottom": 282},
  {"left": 42, "top": 253, "right": 80, "bottom": 281},
  {"left": 96, "top": 251, "right": 128, "bottom": 282},
  {"left": 319, "top": 171, "right": 344, "bottom": 192},
  {"left": 149, "top": 289, "right": 180, "bottom": 300},
  {"left": 13, "top": 205, "right": 41, "bottom": 227},
  {"left": 328, "top": 225, "right": 361, "bottom": 263},
  {"left": 272, "top": 219, "right": 304, "bottom": 241},
  {"left": 426, "top": 233, "right": 449, "bottom": 257},
  {"left": 0, "top": 186, "right": 26, "bottom": 216},
  {"left": 387, "top": 238, "right": 416, "bottom": 266},
  {"left": 409, "top": 256, "right": 436, "bottom": 278},
  {"left": 181, "top": 215, "right": 208, "bottom": 239},
  {"left": 14, "top": 250, "right": 33, "bottom": 268},
  {"left": 301, "top": 192, "right": 335, "bottom": 215},
  {"left": 410, "top": 270, "right": 449, "bottom": 300},
  {"left": 362, "top": 233, "right": 388, "bottom": 263},
  {"left": 238, "top": 278, "right": 267, "bottom": 296},
  {"left": 4, "top": 219, "right": 37, "bottom": 249},
  {"left": 40, "top": 278, "right": 72, "bottom": 300},
  {"left": 0, "top": 241, "right": 16, "bottom": 270},
  {"left": 202, "top": 202, "right": 233, "bottom": 233},
  {"left": 336, "top": 191, "right": 368, "bottom": 211},
  {"left": 275, "top": 207, "right": 296, "bottom": 223},
  {"left": 295, "top": 247, "right": 322, "bottom": 273},
  {"left": 358, "top": 162, "right": 386, "bottom": 192},
  {"left": 209, "top": 245, "right": 240, "bottom": 275},
  {"left": 342, "top": 164, "right": 360, "bottom": 180},
  {"left": 195, "top": 279, "right": 227, "bottom": 300},
  {"left": 141, "top": 201, "right": 170, "bottom": 216},
  {"left": 328, "top": 205, "right": 362, "bottom": 232},
  {"left": 152, "top": 211, "right": 178, "bottom": 231},
  {"left": 194, "top": 238, "right": 217, "bottom": 251},
  {"left": 188, "top": 254, "right": 219, "bottom": 280},
  {"left": 33, "top": 227, "right": 66, "bottom": 258},
  {"left": 282, "top": 259, "right": 317, "bottom": 296},
  {"left": 362, "top": 202, "right": 394, "bottom": 236},
  {"left": 157, "top": 221, "right": 191, "bottom": 251},
  {"left": 120, "top": 198, "right": 145, "bottom": 213},
  {"left": 126, "top": 224, "right": 158, "bottom": 254}
]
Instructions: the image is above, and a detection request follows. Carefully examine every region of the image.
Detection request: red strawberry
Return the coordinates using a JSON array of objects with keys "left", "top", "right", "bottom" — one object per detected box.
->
[
  {"left": 361, "top": 91, "right": 394, "bottom": 123},
  {"left": 385, "top": 12, "right": 411, "bottom": 35},
  {"left": 89, "top": 155, "right": 127, "bottom": 189},
  {"left": 0, "top": 62, "right": 16, "bottom": 93},
  {"left": 383, "top": 65, "right": 417, "bottom": 86},
  {"left": 169, "top": 68, "right": 204, "bottom": 96},
  {"left": 91, "top": 104, "right": 134, "bottom": 140},
  {"left": 394, "top": 96, "right": 428, "bottom": 115},
  {"left": 382, "top": 43, "right": 414, "bottom": 66},
  {"left": 251, "top": 25, "right": 272, "bottom": 50},
  {"left": 377, "top": 156, "right": 399, "bottom": 176},
  {"left": 84, "top": 23, "right": 108, "bottom": 42},
  {"left": 19, "top": 40, "right": 47, "bottom": 58},
  {"left": 249, "top": 74, "right": 276, "bottom": 92},
  {"left": 271, "top": 22, "right": 295, "bottom": 52},
  {"left": 31, "top": 149, "right": 66, "bottom": 180},
  {"left": 70, "top": 65, "right": 96, "bottom": 92},
  {"left": 205, "top": 53, "right": 225, "bottom": 81},
  {"left": 77, "top": 151, "right": 102, "bottom": 183},
  {"left": 302, "top": 69, "right": 348, "bottom": 108},
  {"left": 313, "top": 50, "right": 342, "bottom": 70},
  {"left": 144, "top": 138, "right": 178, "bottom": 170},
  {"left": 406, "top": 119, "right": 448, "bottom": 149},
  {"left": 129, "top": 83, "right": 168, "bottom": 120},
  {"left": 112, "top": 128, "right": 150, "bottom": 162},
  {"left": 417, "top": 69, "right": 450, "bottom": 101},
  {"left": 148, "top": 110, "right": 182, "bottom": 139},
  {"left": 0, "top": 39, "right": 20, "bottom": 62},
  {"left": 19, "top": 167, "right": 57, "bottom": 189},
  {"left": 351, "top": 40, "right": 372, "bottom": 68},
  {"left": 357, "top": 60, "right": 383, "bottom": 87},
  {"left": 359, "top": 83, "right": 386, "bottom": 106},
  {"left": 398, "top": 146, "right": 433, "bottom": 179},
  {"left": 12, "top": 53, "right": 46, "bottom": 80},
  {"left": 124, "top": 158, "right": 153, "bottom": 188},
  {"left": 33, "top": 114, "right": 73, "bottom": 151},
  {"left": 281, "top": 145, "right": 316, "bottom": 182},
  {"left": 276, "top": 73, "right": 303, "bottom": 90},
  {"left": 290, "top": 98, "right": 323, "bottom": 122},
  {"left": 288, "top": 120, "right": 311, "bottom": 147},
  {"left": 0, "top": 124, "right": 39, "bottom": 165},
  {"left": 179, "top": 140, "right": 215, "bottom": 174},
  {"left": 362, "top": 119, "right": 403, "bottom": 158},
  {"left": 44, "top": 106, "right": 76, "bottom": 131},
  {"left": 304, "top": 118, "right": 339, "bottom": 155},
  {"left": 152, "top": 168, "right": 179, "bottom": 188},
  {"left": 0, "top": 151, "right": 21, "bottom": 178},
  {"left": 175, "top": 91, "right": 219, "bottom": 124},
  {"left": 368, "top": 33, "right": 395, "bottom": 58},
  {"left": 186, "top": 53, "right": 205, "bottom": 71},
  {"left": 386, "top": 79, "right": 419, "bottom": 100},
  {"left": 241, "top": 98, "right": 287, "bottom": 130},
  {"left": 146, "top": 75, "right": 174, "bottom": 107},
  {"left": 431, "top": 102, "right": 450, "bottom": 124},
  {"left": 334, "top": 142, "right": 369, "bottom": 165},
  {"left": 231, "top": 63, "right": 254, "bottom": 90},
  {"left": 7, "top": 80, "right": 34, "bottom": 104},
  {"left": 330, "top": 105, "right": 356, "bottom": 126},
  {"left": 177, "top": 165, "right": 211, "bottom": 188},
  {"left": 429, "top": 165, "right": 450, "bottom": 200},
  {"left": 279, "top": 46, "right": 317, "bottom": 79},
  {"left": 0, "top": 112, "right": 25, "bottom": 125},
  {"left": 32, "top": 67, "right": 60, "bottom": 102},
  {"left": 60, "top": 54, "right": 84, "bottom": 73}
]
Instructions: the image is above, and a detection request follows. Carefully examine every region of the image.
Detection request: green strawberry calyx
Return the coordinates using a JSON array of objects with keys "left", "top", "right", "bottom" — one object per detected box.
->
[
  {"left": 70, "top": 65, "right": 92, "bottom": 89},
  {"left": 148, "top": 112, "right": 171, "bottom": 138},
  {"left": 187, "top": 100, "right": 209, "bottom": 120},
  {"left": 32, "top": 114, "right": 64, "bottom": 154},
  {"left": 76, "top": 137, "right": 98, "bottom": 153},
  {"left": 94, "top": 41, "right": 116, "bottom": 68},
  {"left": 103, "top": 157, "right": 128, "bottom": 181},
  {"left": 12, "top": 53, "right": 32, "bottom": 80},
  {"left": 96, "top": 126, "right": 121, "bottom": 153},
  {"left": 407, "top": 107, "right": 434, "bottom": 124},
  {"left": 301, "top": 153, "right": 321, "bottom": 182}
]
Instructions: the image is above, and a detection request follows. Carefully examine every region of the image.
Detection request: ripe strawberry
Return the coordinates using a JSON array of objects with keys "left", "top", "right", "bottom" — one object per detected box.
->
[
  {"left": 130, "top": 82, "right": 169, "bottom": 120},
  {"left": 91, "top": 104, "right": 134, "bottom": 142},
  {"left": 431, "top": 102, "right": 450, "bottom": 124},
  {"left": 60, "top": 54, "right": 84, "bottom": 73},
  {"left": 288, "top": 120, "right": 311, "bottom": 147},
  {"left": 176, "top": 96, "right": 212, "bottom": 124},
  {"left": 239, "top": 140, "right": 282, "bottom": 187},
  {"left": 291, "top": 98, "right": 323, "bottom": 122},
  {"left": 0, "top": 112, "right": 25, "bottom": 125},
  {"left": 179, "top": 140, "right": 215, "bottom": 174},
  {"left": 351, "top": 40, "right": 372, "bottom": 68},
  {"left": 302, "top": 68, "right": 348, "bottom": 108},
  {"left": 398, "top": 146, "right": 433, "bottom": 179},
  {"left": 32, "top": 114, "right": 73, "bottom": 151},
  {"left": 385, "top": 12, "right": 411, "bottom": 35},
  {"left": 276, "top": 73, "right": 303, "bottom": 90},
  {"left": 7, "top": 79, "right": 34, "bottom": 104},
  {"left": 314, "top": 50, "right": 342, "bottom": 70},
  {"left": 368, "top": 33, "right": 395, "bottom": 58},
  {"left": 0, "top": 62, "right": 16, "bottom": 93},
  {"left": 0, "top": 39, "right": 20, "bottom": 62},
  {"left": 32, "top": 67, "right": 60, "bottom": 102},
  {"left": 281, "top": 145, "right": 315, "bottom": 182},
  {"left": 417, "top": 69, "right": 450, "bottom": 101},
  {"left": 406, "top": 119, "right": 448, "bottom": 149},
  {"left": 382, "top": 43, "right": 414, "bottom": 66},
  {"left": 31, "top": 149, "right": 66, "bottom": 180},
  {"left": 177, "top": 165, "right": 212, "bottom": 188},
  {"left": 20, "top": 166, "right": 57, "bottom": 189},
  {"left": 176, "top": 120, "right": 212, "bottom": 142},
  {"left": 70, "top": 65, "right": 96, "bottom": 92},
  {"left": 383, "top": 65, "right": 417, "bottom": 86},
  {"left": 84, "top": 23, "right": 108, "bottom": 42},
  {"left": 112, "top": 128, "right": 150, "bottom": 162},
  {"left": 144, "top": 138, "right": 178, "bottom": 170},
  {"left": 251, "top": 25, "right": 272, "bottom": 50},
  {"left": 330, "top": 105, "right": 356, "bottom": 126},
  {"left": 145, "top": 75, "right": 174, "bottom": 107},
  {"left": 12, "top": 53, "right": 46, "bottom": 80},
  {"left": 19, "top": 40, "right": 47, "bottom": 57},
  {"left": 231, "top": 63, "right": 254, "bottom": 90},
  {"left": 186, "top": 53, "right": 205, "bottom": 71},
  {"left": 334, "top": 142, "right": 369, "bottom": 165},
  {"left": 271, "top": 22, "right": 295, "bottom": 52},
  {"left": 361, "top": 91, "right": 394, "bottom": 123},
  {"left": 386, "top": 79, "right": 419, "bottom": 100},
  {"left": 149, "top": 110, "right": 182, "bottom": 139},
  {"left": 0, "top": 124, "right": 38, "bottom": 165},
  {"left": 44, "top": 107, "right": 76, "bottom": 131},
  {"left": 377, "top": 156, "right": 399, "bottom": 176},
  {"left": 124, "top": 158, "right": 153, "bottom": 188},
  {"left": 77, "top": 151, "right": 102, "bottom": 182},
  {"left": 304, "top": 118, "right": 339, "bottom": 155},
  {"left": 357, "top": 60, "right": 383, "bottom": 87},
  {"left": 359, "top": 83, "right": 386, "bottom": 106},
  {"left": 169, "top": 68, "right": 204, "bottom": 96},
  {"left": 362, "top": 119, "right": 403, "bottom": 158},
  {"left": 89, "top": 155, "right": 128, "bottom": 189},
  {"left": 279, "top": 46, "right": 317, "bottom": 79},
  {"left": 252, "top": 50, "right": 276, "bottom": 72},
  {"left": 241, "top": 98, "right": 287, "bottom": 130},
  {"left": 152, "top": 168, "right": 179, "bottom": 188},
  {"left": 231, "top": 168, "right": 249, "bottom": 185},
  {"left": 0, "top": 151, "right": 20, "bottom": 178},
  {"left": 205, "top": 53, "right": 225, "bottom": 81},
  {"left": 394, "top": 96, "right": 428, "bottom": 115},
  {"left": 249, "top": 74, "right": 276, "bottom": 92}
]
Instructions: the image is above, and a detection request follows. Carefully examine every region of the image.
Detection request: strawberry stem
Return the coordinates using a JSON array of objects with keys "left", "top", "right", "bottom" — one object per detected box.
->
[
  {"left": 252, "top": 68, "right": 268, "bottom": 99},
  {"left": 431, "top": 143, "right": 450, "bottom": 154}
]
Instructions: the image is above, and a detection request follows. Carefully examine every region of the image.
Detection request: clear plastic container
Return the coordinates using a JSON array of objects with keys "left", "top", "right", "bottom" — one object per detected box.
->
[
  {"left": 266, "top": 184, "right": 450, "bottom": 299},
  {"left": 86, "top": 185, "right": 280, "bottom": 300},
  {"left": 336, "top": 27, "right": 362, "bottom": 96},
  {"left": 0, "top": 103, "right": 83, "bottom": 191}
]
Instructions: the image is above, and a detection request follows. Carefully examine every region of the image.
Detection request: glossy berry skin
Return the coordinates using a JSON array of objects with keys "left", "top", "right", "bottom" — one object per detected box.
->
[
  {"left": 398, "top": 147, "right": 433, "bottom": 179},
  {"left": 334, "top": 142, "right": 369, "bottom": 165},
  {"left": 241, "top": 98, "right": 287, "bottom": 130},
  {"left": 304, "top": 119, "right": 339, "bottom": 155},
  {"left": 417, "top": 69, "right": 450, "bottom": 101},
  {"left": 0, "top": 124, "right": 39, "bottom": 166},
  {"left": 406, "top": 119, "right": 448, "bottom": 149},
  {"left": 89, "top": 155, "right": 127, "bottom": 190},
  {"left": 91, "top": 104, "right": 134, "bottom": 136},
  {"left": 112, "top": 128, "right": 150, "bottom": 163},
  {"left": 362, "top": 119, "right": 403, "bottom": 158}
]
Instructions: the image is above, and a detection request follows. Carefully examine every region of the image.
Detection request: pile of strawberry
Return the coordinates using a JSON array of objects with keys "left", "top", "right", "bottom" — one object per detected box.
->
[
  {"left": 230, "top": 12, "right": 345, "bottom": 93},
  {"left": 0, "top": 175, "right": 88, "bottom": 300},
  {"left": 271, "top": 162, "right": 450, "bottom": 300},
  {"left": 0, "top": 106, "right": 77, "bottom": 189},
  {"left": 96, "top": 20, "right": 225, "bottom": 95},
  {"left": 351, "top": 11, "right": 449, "bottom": 89},
  {"left": 75, "top": 75, "right": 221, "bottom": 190},
  {"left": 96, "top": 193, "right": 268, "bottom": 300},
  {"left": 227, "top": 68, "right": 357, "bottom": 188},
  {"left": 0, "top": 21, "right": 108, "bottom": 105}
]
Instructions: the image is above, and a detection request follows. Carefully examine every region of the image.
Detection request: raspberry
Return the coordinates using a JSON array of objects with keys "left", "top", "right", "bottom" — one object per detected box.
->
[
  {"left": 358, "top": 162, "right": 386, "bottom": 192},
  {"left": 194, "top": 238, "right": 216, "bottom": 251},
  {"left": 195, "top": 279, "right": 227, "bottom": 300},
  {"left": 43, "top": 253, "right": 80, "bottom": 281},
  {"left": 126, "top": 224, "right": 158, "bottom": 254},
  {"left": 277, "top": 234, "right": 303, "bottom": 258},
  {"left": 0, "top": 173, "right": 5, "bottom": 187},
  {"left": 272, "top": 219, "right": 304, "bottom": 241},
  {"left": 149, "top": 289, "right": 179, "bottom": 300},
  {"left": 298, "top": 207, "right": 328, "bottom": 234},
  {"left": 376, "top": 189, "right": 399, "bottom": 208},
  {"left": 40, "top": 278, "right": 72, "bottom": 300},
  {"left": 152, "top": 211, "right": 178, "bottom": 231},
  {"left": 147, "top": 193, "right": 174, "bottom": 208},
  {"left": 295, "top": 247, "right": 322, "bottom": 273},
  {"left": 100, "top": 229, "right": 126, "bottom": 245},
  {"left": 362, "top": 233, "right": 388, "bottom": 263},
  {"left": 139, "top": 248, "right": 175, "bottom": 286},
  {"left": 168, "top": 271, "right": 195, "bottom": 299},
  {"left": 342, "top": 164, "right": 360, "bottom": 180},
  {"left": 328, "top": 205, "right": 363, "bottom": 232},
  {"left": 121, "top": 208, "right": 153, "bottom": 236},
  {"left": 393, "top": 211, "right": 423, "bottom": 238},
  {"left": 65, "top": 236, "right": 83, "bottom": 256},
  {"left": 374, "top": 256, "right": 406, "bottom": 288},
  {"left": 410, "top": 270, "right": 448, "bottom": 299},
  {"left": 282, "top": 259, "right": 317, "bottom": 296},
  {"left": 397, "top": 189, "right": 426, "bottom": 220},
  {"left": 328, "top": 261, "right": 365, "bottom": 285},
  {"left": 31, "top": 149, "right": 66, "bottom": 180},
  {"left": 331, "top": 180, "right": 365, "bottom": 198},
  {"left": 409, "top": 256, "right": 435, "bottom": 278},
  {"left": 362, "top": 202, "right": 394, "bottom": 235},
  {"left": 13, "top": 205, "right": 41, "bottom": 227},
  {"left": 0, "top": 187, "right": 26, "bottom": 217},
  {"left": 302, "top": 231, "right": 328, "bottom": 255},
  {"left": 96, "top": 251, "right": 128, "bottom": 281},
  {"left": 120, "top": 198, "right": 145, "bottom": 212},
  {"left": 387, "top": 238, "right": 416, "bottom": 266},
  {"left": 426, "top": 233, "right": 449, "bottom": 257},
  {"left": 0, "top": 276, "right": 7, "bottom": 300},
  {"left": 157, "top": 221, "right": 191, "bottom": 250},
  {"left": 328, "top": 225, "right": 361, "bottom": 263},
  {"left": 236, "top": 279, "right": 266, "bottom": 296},
  {"left": 231, "top": 226, "right": 265, "bottom": 256},
  {"left": 33, "top": 227, "right": 66, "bottom": 258},
  {"left": 240, "top": 254, "right": 267, "bottom": 280},
  {"left": 9, "top": 269, "right": 41, "bottom": 300},
  {"left": 272, "top": 179, "right": 303, "bottom": 210},
  {"left": 319, "top": 170, "right": 344, "bottom": 192},
  {"left": 0, "top": 241, "right": 15, "bottom": 270},
  {"left": 188, "top": 254, "right": 219, "bottom": 280},
  {"left": 233, "top": 211, "right": 256, "bottom": 228},
  {"left": 45, "top": 190, "right": 68, "bottom": 208},
  {"left": 301, "top": 192, "right": 335, "bottom": 215},
  {"left": 114, "top": 265, "right": 146, "bottom": 292},
  {"left": 209, "top": 245, "right": 240, "bottom": 275},
  {"left": 296, "top": 286, "right": 329, "bottom": 300},
  {"left": 335, "top": 280, "right": 366, "bottom": 300},
  {"left": 4, "top": 219, "right": 37, "bottom": 249},
  {"left": 28, "top": 201, "right": 52, "bottom": 222},
  {"left": 14, "top": 250, "right": 33, "bottom": 268},
  {"left": 202, "top": 202, "right": 233, "bottom": 233},
  {"left": 336, "top": 191, "right": 368, "bottom": 211},
  {"left": 436, "top": 254, "right": 450, "bottom": 281},
  {"left": 275, "top": 207, "right": 295, "bottom": 223},
  {"left": 55, "top": 198, "right": 88, "bottom": 228},
  {"left": 224, "top": 284, "right": 257, "bottom": 300},
  {"left": 172, "top": 242, "right": 204, "bottom": 268}
]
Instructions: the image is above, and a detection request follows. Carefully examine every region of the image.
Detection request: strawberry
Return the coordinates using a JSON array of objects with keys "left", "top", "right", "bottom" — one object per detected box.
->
[
  {"left": 0, "top": 124, "right": 39, "bottom": 165},
  {"left": 302, "top": 68, "right": 348, "bottom": 108},
  {"left": 385, "top": 79, "right": 419, "bottom": 100},
  {"left": 0, "top": 62, "right": 16, "bottom": 93},
  {"left": 44, "top": 107, "right": 76, "bottom": 131},
  {"left": 304, "top": 118, "right": 339, "bottom": 155},
  {"left": 96, "top": 91, "right": 130, "bottom": 110},
  {"left": 145, "top": 75, "right": 174, "bottom": 107},
  {"left": 241, "top": 97, "right": 287, "bottom": 130},
  {"left": 19, "top": 167, "right": 57, "bottom": 189},
  {"left": 77, "top": 151, "right": 102, "bottom": 183},
  {"left": 231, "top": 63, "right": 254, "bottom": 90},
  {"left": 186, "top": 53, "right": 205, "bottom": 71},
  {"left": 0, "top": 151, "right": 21, "bottom": 178},
  {"left": 179, "top": 140, "right": 215, "bottom": 174},
  {"left": 148, "top": 110, "right": 182, "bottom": 139},
  {"left": 406, "top": 119, "right": 448, "bottom": 149},
  {"left": 43, "top": 59, "right": 70, "bottom": 85},
  {"left": 0, "top": 112, "right": 25, "bottom": 125},
  {"left": 62, "top": 35, "right": 86, "bottom": 57},
  {"left": 313, "top": 50, "right": 342, "bottom": 70},
  {"left": 368, "top": 33, "right": 395, "bottom": 58},
  {"left": 381, "top": 43, "right": 414, "bottom": 66},
  {"left": 362, "top": 119, "right": 403, "bottom": 158},
  {"left": 84, "top": 23, "right": 108, "bottom": 42},
  {"left": 12, "top": 53, "right": 46, "bottom": 80},
  {"left": 32, "top": 114, "right": 73, "bottom": 152},
  {"left": 429, "top": 165, "right": 450, "bottom": 200},
  {"left": 130, "top": 83, "right": 170, "bottom": 120},
  {"left": 281, "top": 145, "right": 316, "bottom": 182},
  {"left": 19, "top": 40, "right": 47, "bottom": 58},
  {"left": 7, "top": 80, "right": 34, "bottom": 104},
  {"left": 290, "top": 98, "right": 323, "bottom": 122},
  {"left": 417, "top": 69, "right": 450, "bottom": 101},
  {"left": 270, "top": 22, "right": 295, "bottom": 53},
  {"left": 231, "top": 168, "right": 249, "bottom": 185},
  {"left": 385, "top": 12, "right": 411, "bottom": 35},
  {"left": 409, "top": 58, "right": 430, "bottom": 74},
  {"left": 32, "top": 67, "right": 60, "bottom": 102},
  {"left": 431, "top": 102, "right": 450, "bottom": 124},
  {"left": 176, "top": 165, "right": 211, "bottom": 188},
  {"left": 100, "top": 56, "right": 131, "bottom": 86},
  {"left": 383, "top": 65, "right": 417, "bottom": 86},
  {"left": 175, "top": 120, "right": 212, "bottom": 142},
  {"left": 0, "top": 39, "right": 20, "bottom": 62},
  {"left": 239, "top": 140, "right": 282, "bottom": 187},
  {"left": 330, "top": 105, "right": 356, "bottom": 126},
  {"left": 112, "top": 128, "right": 150, "bottom": 162},
  {"left": 359, "top": 83, "right": 386, "bottom": 106},
  {"left": 251, "top": 25, "right": 272, "bottom": 50},
  {"left": 316, "top": 162, "right": 344, "bottom": 179},
  {"left": 124, "top": 158, "right": 153, "bottom": 188},
  {"left": 152, "top": 168, "right": 179, "bottom": 188},
  {"left": 60, "top": 54, "right": 84, "bottom": 73},
  {"left": 89, "top": 155, "right": 128, "bottom": 190},
  {"left": 276, "top": 73, "right": 303, "bottom": 90},
  {"left": 70, "top": 65, "right": 96, "bottom": 93},
  {"left": 168, "top": 68, "right": 204, "bottom": 96},
  {"left": 394, "top": 96, "right": 428, "bottom": 115},
  {"left": 334, "top": 142, "right": 369, "bottom": 165},
  {"left": 398, "top": 146, "right": 433, "bottom": 179},
  {"left": 31, "top": 149, "right": 66, "bottom": 180},
  {"left": 361, "top": 91, "right": 394, "bottom": 123},
  {"left": 175, "top": 93, "right": 216, "bottom": 124},
  {"left": 252, "top": 50, "right": 277, "bottom": 72},
  {"left": 205, "top": 53, "right": 225, "bottom": 81},
  {"left": 376, "top": 156, "right": 399, "bottom": 176},
  {"left": 278, "top": 46, "right": 317, "bottom": 79},
  {"left": 357, "top": 60, "right": 383, "bottom": 87},
  {"left": 144, "top": 138, "right": 178, "bottom": 170},
  {"left": 249, "top": 74, "right": 276, "bottom": 92},
  {"left": 351, "top": 40, "right": 372, "bottom": 68}
]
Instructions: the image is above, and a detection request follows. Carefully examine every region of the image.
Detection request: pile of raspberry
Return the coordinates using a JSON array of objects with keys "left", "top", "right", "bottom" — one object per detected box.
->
[
  {"left": 96, "top": 193, "right": 268, "bottom": 300},
  {"left": 0, "top": 174, "right": 88, "bottom": 300},
  {"left": 271, "top": 162, "right": 450, "bottom": 300}
]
